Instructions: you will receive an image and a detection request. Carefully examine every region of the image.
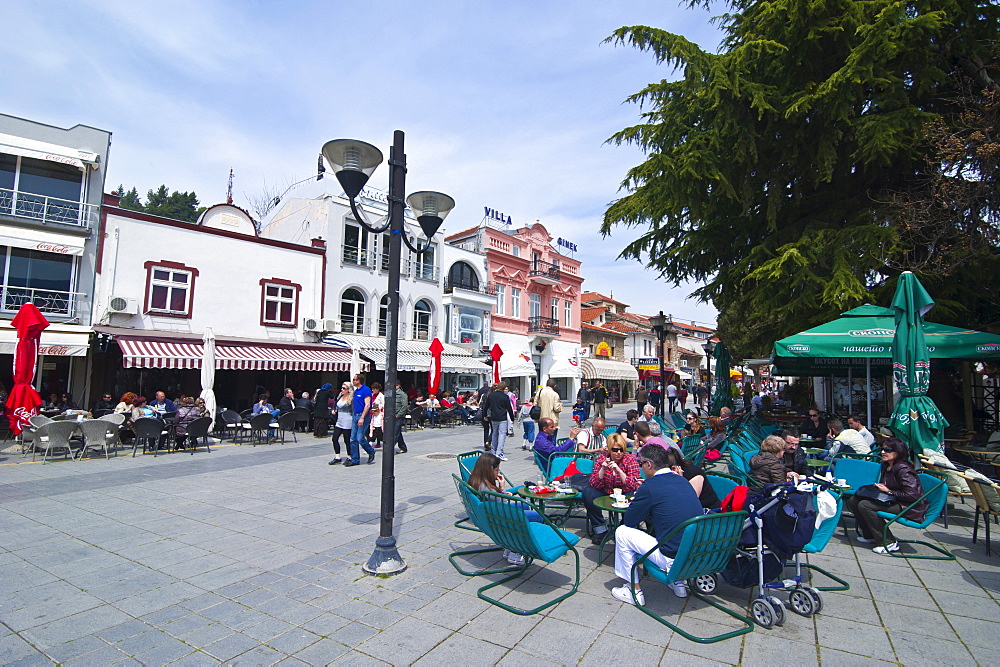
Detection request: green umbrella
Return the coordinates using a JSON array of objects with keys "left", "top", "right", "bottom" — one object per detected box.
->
[
  {"left": 886, "top": 272, "right": 949, "bottom": 456},
  {"left": 711, "top": 342, "right": 734, "bottom": 416}
]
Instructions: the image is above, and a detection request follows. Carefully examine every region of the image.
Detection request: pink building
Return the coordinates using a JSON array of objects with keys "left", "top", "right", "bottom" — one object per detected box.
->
[{"left": 446, "top": 221, "right": 583, "bottom": 401}]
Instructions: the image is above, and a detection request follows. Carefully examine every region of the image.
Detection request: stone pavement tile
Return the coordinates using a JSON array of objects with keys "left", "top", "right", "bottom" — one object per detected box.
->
[
  {"left": 412, "top": 631, "right": 508, "bottom": 666},
  {"left": 231, "top": 644, "right": 288, "bottom": 665},
  {"left": 159, "top": 613, "right": 211, "bottom": 639},
  {"left": 266, "top": 629, "right": 323, "bottom": 655},
  {"left": 139, "top": 603, "right": 191, "bottom": 626},
  {"left": 3, "top": 591, "right": 105, "bottom": 632},
  {"left": 233, "top": 586, "right": 279, "bottom": 607},
  {"left": 202, "top": 632, "right": 260, "bottom": 661},
  {"left": 817, "top": 646, "right": 897, "bottom": 666},
  {"left": 244, "top": 571, "right": 285, "bottom": 587},
  {"left": 187, "top": 562, "right": 263, "bottom": 590},
  {"left": 578, "top": 631, "right": 665, "bottom": 666},
  {"left": 274, "top": 656, "right": 310, "bottom": 666},
  {"left": 410, "top": 591, "right": 489, "bottom": 631},
  {"left": 546, "top": 590, "right": 620, "bottom": 631},
  {"left": 215, "top": 581, "right": 257, "bottom": 599},
  {"left": 358, "top": 586, "right": 401, "bottom": 607},
  {"left": 217, "top": 607, "right": 272, "bottom": 632},
  {"left": 510, "top": 616, "right": 598, "bottom": 664},
  {"left": 199, "top": 599, "right": 246, "bottom": 622},
  {"left": 266, "top": 577, "right": 305, "bottom": 595},
  {"left": 0, "top": 632, "right": 42, "bottom": 663},
  {"left": 114, "top": 629, "right": 172, "bottom": 655},
  {"left": 947, "top": 613, "right": 1000, "bottom": 649},
  {"left": 966, "top": 643, "right": 1000, "bottom": 664},
  {"left": 113, "top": 582, "right": 203, "bottom": 617},
  {"left": 665, "top": 616, "right": 744, "bottom": 664},
  {"left": 868, "top": 579, "right": 937, "bottom": 610},
  {"left": 383, "top": 593, "right": 428, "bottom": 615},
  {"left": 275, "top": 602, "right": 325, "bottom": 626},
  {"left": 176, "top": 622, "right": 234, "bottom": 648},
  {"left": 131, "top": 636, "right": 198, "bottom": 665},
  {"left": 815, "top": 615, "right": 893, "bottom": 658},
  {"left": 354, "top": 616, "right": 453, "bottom": 664},
  {"left": 930, "top": 588, "right": 1000, "bottom": 621},
  {"left": 458, "top": 605, "right": 542, "bottom": 648},
  {"left": 293, "top": 639, "right": 350, "bottom": 665},
  {"left": 890, "top": 628, "right": 977, "bottom": 666},
  {"left": 496, "top": 649, "right": 561, "bottom": 666},
  {"left": 63, "top": 643, "right": 131, "bottom": 666},
  {"left": 286, "top": 583, "right": 329, "bottom": 603},
  {"left": 914, "top": 570, "right": 994, "bottom": 597},
  {"left": 739, "top": 630, "right": 819, "bottom": 664},
  {"left": 876, "top": 601, "right": 960, "bottom": 642},
  {"left": 816, "top": 592, "right": 881, "bottom": 624},
  {"left": 6, "top": 652, "right": 53, "bottom": 667},
  {"left": 256, "top": 595, "right": 304, "bottom": 618},
  {"left": 299, "top": 612, "right": 352, "bottom": 638},
  {"left": 327, "top": 619, "right": 380, "bottom": 647},
  {"left": 43, "top": 634, "right": 110, "bottom": 663},
  {"left": 333, "top": 599, "right": 375, "bottom": 621},
  {"left": 328, "top": 649, "right": 391, "bottom": 665},
  {"left": 20, "top": 604, "right": 131, "bottom": 649},
  {"left": 242, "top": 617, "right": 296, "bottom": 642},
  {"left": 358, "top": 606, "right": 404, "bottom": 630}
]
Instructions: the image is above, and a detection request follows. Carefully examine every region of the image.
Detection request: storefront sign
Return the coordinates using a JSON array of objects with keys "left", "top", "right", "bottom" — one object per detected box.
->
[
  {"left": 484, "top": 207, "right": 511, "bottom": 225},
  {"left": 636, "top": 357, "right": 659, "bottom": 370},
  {"left": 595, "top": 342, "right": 611, "bottom": 357},
  {"left": 557, "top": 237, "right": 577, "bottom": 252},
  {"left": 36, "top": 242, "right": 72, "bottom": 254}
]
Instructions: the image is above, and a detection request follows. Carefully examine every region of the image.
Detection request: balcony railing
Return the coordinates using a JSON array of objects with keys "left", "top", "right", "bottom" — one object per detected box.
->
[
  {"left": 529, "top": 259, "right": 561, "bottom": 283},
  {"left": 443, "top": 280, "right": 496, "bottom": 295},
  {"left": 528, "top": 316, "right": 560, "bottom": 335},
  {"left": 342, "top": 247, "right": 376, "bottom": 267},
  {"left": 0, "top": 187, "right": 99, "bottom": 229},
  {"left": 340, "top": 316, "right": 371, "bottom": 335},
  {"left": 407, "top": 260, "right": 438, "bottom": 282},
  {"left": 2, "top": 286, "right": 89, "bottom": 319}
]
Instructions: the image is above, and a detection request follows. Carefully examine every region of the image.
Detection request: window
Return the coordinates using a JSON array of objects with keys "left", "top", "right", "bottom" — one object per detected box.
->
[
  {"left": 415, "top": 245, "right": 435, "bottom": 281},
  {"left": 529, "top": 293, "right": 541, "bottom": 319},
  {"left": 0, "top": 245, "right": 75, "bottom": 315},
  {"left": 550, "top": 297, "right": 559, "bottom": 321},
  {"left": 343, "top": 222, "right": 370, "bottom": 265},
  {"left": 144, "top": 261, "right": 198, "bottom": 317},
  {"left": 564, "top": 300, "right": 572, "bottom": 327},
  {"left": 511, "top": 287, "right": 521, "bottom": 318},
  {"left": 1, "top": 154, "right": 84, "bottom": 224},
  {"left": 378, "top": 294, "right": 390, "bottom": 336},
  {"left": 495, "top": 284, "right": 506, "bottom": 316},
  {"left": 340, "top": 288, "right": 366, "bottom": 334},
  {"left": 413, "top": 299, "right": 432, "bottom": 340},
  {"left": 260, "top": 279, "right": 300, "bottom": 327},
  {"left": 447, "top": 261, "right": 479, "bottom": 291},
  {"left": 512, "top": 245, "right": 520, "bottom": 257}
]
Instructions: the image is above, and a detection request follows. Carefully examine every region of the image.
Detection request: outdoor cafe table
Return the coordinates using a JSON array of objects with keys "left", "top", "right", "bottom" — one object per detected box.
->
[
  {"left": 516, "top": 486, "right": 580, "bottom": 525},
  {"left": 803, "top": 447, "right": 826, "bottom": 457},
  {"left": 806, "top": 458, "right": 829, "bottom": 473},
  {"left": 592, "top": 494, "right": 633, "bottom": 564}
]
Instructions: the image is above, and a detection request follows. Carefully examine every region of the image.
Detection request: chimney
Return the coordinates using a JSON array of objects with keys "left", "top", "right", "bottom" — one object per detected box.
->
[{"left": 311, "top": 237, "right": 327, "bottom": 249}]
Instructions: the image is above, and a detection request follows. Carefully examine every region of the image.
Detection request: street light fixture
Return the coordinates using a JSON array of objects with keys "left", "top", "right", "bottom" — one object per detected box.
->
[
  {"left": 322, "top": 132, "right": 454, "bottom": 575},
  {"left": 648, "top": 311, "right": 670, "bottom": 417},
  {"left": 703, "top": 339, "right": 716, "bottom": 416}
]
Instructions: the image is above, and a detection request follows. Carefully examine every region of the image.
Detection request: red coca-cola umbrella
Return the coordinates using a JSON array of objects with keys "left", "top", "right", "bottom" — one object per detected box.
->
[
  {"left": 490, "top": 343, "right": 503, "bottom": 384},
  {"left": 6, "top": 303, "right": 49, "bottom": 435},
  {"left": 428, "top": 337, "right": 444, "bottom": 396}
]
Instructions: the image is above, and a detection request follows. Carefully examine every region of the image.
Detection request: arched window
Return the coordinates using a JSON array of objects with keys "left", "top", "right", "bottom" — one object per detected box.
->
[
  {"left": 447, "top": 261, "right": 479, "bottom": 291},
  {"left": 378, "top": 295, "right": 390, "bottom": 336},
  {"left": 340, "top": 288, "right": 366, "bottom": 334},
  {"left": 413, "top": 299, "right": 432, "bottom": 340}
]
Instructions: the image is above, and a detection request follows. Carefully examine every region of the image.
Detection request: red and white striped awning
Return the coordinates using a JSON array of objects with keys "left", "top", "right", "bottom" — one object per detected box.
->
[{"left": 117, "top": 337, "right": 358, "bottom": 371}]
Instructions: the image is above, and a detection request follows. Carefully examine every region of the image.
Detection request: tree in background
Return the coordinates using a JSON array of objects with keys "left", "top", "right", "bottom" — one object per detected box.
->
[
  {"left": 602, "top": 0, "right": 999, "bottom": 358},
  {"left": 111, "top": 184, "right": 205, "bottom": 223}
]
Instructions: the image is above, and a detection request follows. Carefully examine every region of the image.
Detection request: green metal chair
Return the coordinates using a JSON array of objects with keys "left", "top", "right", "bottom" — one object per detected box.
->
[
  {"left": 704, "top": 470, "right": 741, "bottom": 501},
  {"left": 875, "top": 470, "right": 955, "bottom": 560},
  {"left": 628, "top": 511, "right": 754, "bottom": 644},
  {"left": 602, "top": 426, "right": 618, "bottom": 438},
  {"left": 785, "top": 490, "right": 850, "bottom": 592},
  {"left": 475, "top": 489, "right": 581, "bottom": 615},
  {"left": 455, "top": 451, "right": 483, "bottom": 531},
  {"left": 681, "top": 435, "right": 704, "bottom": 460},
  {"left": 449, "top": 475, "right": 524, "bottom": 576}
]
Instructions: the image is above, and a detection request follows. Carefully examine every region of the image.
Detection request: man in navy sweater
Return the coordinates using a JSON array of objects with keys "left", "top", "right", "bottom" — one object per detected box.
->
[{"left": 612, "top": 444, "right": 704, "bottom": 605}]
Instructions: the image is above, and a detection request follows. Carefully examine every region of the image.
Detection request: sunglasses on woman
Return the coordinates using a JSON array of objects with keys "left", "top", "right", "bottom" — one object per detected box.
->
[{"left": 609, "top": 447, "right": 624, "bottom": 453}]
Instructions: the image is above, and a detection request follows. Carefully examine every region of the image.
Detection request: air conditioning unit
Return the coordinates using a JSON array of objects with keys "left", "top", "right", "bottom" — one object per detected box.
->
[
  {"left": 303, "top": 317, "right": 324, "bottom": 333},
  {"left": 108, "top": 296, "right": 138, "bottom": 315},
  {"left": 323, "top": 319, "right": 341, "bottom": 333}
]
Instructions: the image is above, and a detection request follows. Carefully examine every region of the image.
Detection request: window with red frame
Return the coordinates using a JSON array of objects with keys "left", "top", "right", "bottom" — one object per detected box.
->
[
  {"left": 148, "top": 266, "right": 192, "bottom": 315},
  {"left": 262, "top": 282, "right": 297, "bottom": 326}
]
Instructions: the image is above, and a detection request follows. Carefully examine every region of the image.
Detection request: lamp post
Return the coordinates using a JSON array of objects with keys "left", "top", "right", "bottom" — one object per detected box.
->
[
  {"left": 703, "top": 339, "right": 716, "bottom": 416},
  {"left": 322, "top": 132, "right": 454, "bottom": 575},
  {"left": 648, "top": 311, "right": 670, "bottom": 417}
]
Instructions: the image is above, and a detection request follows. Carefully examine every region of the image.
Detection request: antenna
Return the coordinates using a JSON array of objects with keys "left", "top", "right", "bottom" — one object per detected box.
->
[{"left": 226, "top": 168, "right": 234, "bottom": 204}]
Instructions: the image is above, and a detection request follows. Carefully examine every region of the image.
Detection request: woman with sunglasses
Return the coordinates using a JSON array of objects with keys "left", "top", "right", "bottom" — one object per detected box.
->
[
  {"left": 848, "top": 437, "right": 927, "bottom": 554},
  {"left": 799, "top": 408, "right": 826, "bottom": 440},
  {"left": 681, "top": 414, "right": 704, "bottom": 438},
  {"left": 467, "top": 452, "right": 542, "bottom": 565},
  {"left": 328, "top": 383, "right": 353, "bottom": 465},
  {"left": 582, "top": 433, "right": 642, "bottom": 545}
]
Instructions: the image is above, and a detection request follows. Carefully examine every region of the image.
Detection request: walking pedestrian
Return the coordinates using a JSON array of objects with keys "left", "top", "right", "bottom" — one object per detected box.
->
[
  {"left": 484, "top": 381, "right": 516, "bottom": 461},
  {"left": 346, "top": 373, "right": 376, "bottom": 467},
  {"left": 393, "top": 380, "right": 408, "bottom": 453}
]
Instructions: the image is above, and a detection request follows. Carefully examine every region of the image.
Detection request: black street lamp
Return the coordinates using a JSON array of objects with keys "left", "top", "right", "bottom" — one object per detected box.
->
[
  {"left": 648, "top": 311, "right": 670, "bottom": 417},
  {"left": 703, "top": 339, "right": 716, "bottom": 415},
  {"left": 322, "top": 132, "right": 454, "bottom": 576}
]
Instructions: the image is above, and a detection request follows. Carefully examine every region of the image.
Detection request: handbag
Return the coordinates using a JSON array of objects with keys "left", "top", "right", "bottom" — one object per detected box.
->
[{"left": 854, "top": 484, "right": 895, "bottom": 505}]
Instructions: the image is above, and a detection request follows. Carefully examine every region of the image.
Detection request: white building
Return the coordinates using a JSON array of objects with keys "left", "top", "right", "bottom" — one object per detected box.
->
[
  {"left": 92, "top": 198, "right": 354, "bottom": 408},
  {"left": 0, "top": 113, "right": 111, "bottom": 404}
]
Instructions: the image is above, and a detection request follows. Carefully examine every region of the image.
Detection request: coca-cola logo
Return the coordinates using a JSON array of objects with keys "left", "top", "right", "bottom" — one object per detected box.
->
[
  {"left": 39, "top": 345, "right": 71, "bottom": 356},
  {"left": 12, "top": 406, "right": 36, "bottom": 426},
  {"left": 36, "top": 242, "right": 71, "bottom": 254}
]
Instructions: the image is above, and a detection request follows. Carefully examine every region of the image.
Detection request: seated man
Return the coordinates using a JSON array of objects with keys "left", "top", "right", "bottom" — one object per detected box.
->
[
  {"left": 612, "top": 444, "right": 705, "bottom": 604},
  {"left": 150, "top": 391, "right": 176, "bottom": 416},
  {"left": 636, "top": 404, "right": 657, "bottom": 424},
  {"left": 823, "top": 419, "right": 871, "bottom": 458},
  {"left": 617, "top": 409, "right": 638, "bottom": 446},
  {"left": 91, "top": 392, "right": 115, "bottom": 417},
  {"left": 276, "top": 387, "right": 296, "bottom": 414},
  {"left": 780, "top": 428, "right": 808, "bottom": 476},
  {"left": 583, "top": 433, "right": 641, "bottom": 544},
  {"left": 576, "top": 417, "right": 607, "bottom": 453},
  {"left": 847, "top": 415, "right": 876, "bottom": 449},
  {"left": 633, "top": 421, "right": 681, "bottom": 454},
  {"left": 533, "top": 417, "right": 574, "bottom": 472},
  {"left": 719, "top": 406, "right": 735, "bottom": 426}
]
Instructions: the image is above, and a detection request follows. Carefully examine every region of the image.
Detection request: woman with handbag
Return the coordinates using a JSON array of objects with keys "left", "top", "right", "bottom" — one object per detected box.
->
[{"left": 848, "top": 437, "right": 928, "bottom": 554}]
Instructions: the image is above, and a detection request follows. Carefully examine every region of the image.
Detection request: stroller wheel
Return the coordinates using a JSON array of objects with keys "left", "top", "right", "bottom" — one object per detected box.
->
[
  {"left": 805, "top": 586, "right": 824, "bottom": 615},
  {"left": 767, "top": 596, "right": 786, "bottom": 626},
  {"left": 751, "top": 598, "right": 775, "bottom": 629},
  {"left": 788, "top": 589, "right": 815, "bottom": 617},
  {"left": 691, "top": 574, "right": 717, "bottom": 595}
]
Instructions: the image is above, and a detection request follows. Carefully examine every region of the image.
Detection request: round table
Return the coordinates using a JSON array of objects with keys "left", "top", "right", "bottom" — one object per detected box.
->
[
  {"left": 802, "top": 447, "right": 826, "bottom": 457},
  {"left": 592, "top": 494, "right": 633, "bottom": 564},
  {"left": 805, "top": 458, "right": 829, "bottom": 473},
  {"left": 516, "top": 486, "right": 580, "bottom": 524}
]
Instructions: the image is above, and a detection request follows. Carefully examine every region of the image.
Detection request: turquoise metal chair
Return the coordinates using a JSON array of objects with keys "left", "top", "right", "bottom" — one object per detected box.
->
[
  {"left": 448, "top": 475, "right": 524, "bottom": 576},
  {"left": 457, "top": 450, "right": 480, "bottom": 481},
  {"left": 704, "top": 470, "right": 741, "bottom": 501},
  {"left": 830, "top": 458, "right": 881, "bottom": 499},
  {"left": 875, "top": 470, "right": 955, "bottom": 560},
  {"left": 602, "top": 426, "right": 618, "bottom": 438},
  {"left": 628, "top": 511, "right": 754, "bottom": 644},
  {"left": 548, "top": 452, "right": 596, "bottom": 479},
  {"left": 786, "top": 490, "right": 850, "bottom": 593},
  {"left": 475, "top": 489, "right": 581, "bottom": 615}
]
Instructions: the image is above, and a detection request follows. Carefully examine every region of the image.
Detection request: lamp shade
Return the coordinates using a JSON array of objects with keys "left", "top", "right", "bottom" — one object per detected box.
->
[
  {"left": 648, "top": 311, "right": 666, "bottom": 331},
  {"left": 704, "top": 339, "right": 716, "bottom": 355},
  {"left": 321, "top": 139, "right": 384, "bottom": 198},
  {"left": 406, "top": 191, "right": 455, "bottom": 240}
]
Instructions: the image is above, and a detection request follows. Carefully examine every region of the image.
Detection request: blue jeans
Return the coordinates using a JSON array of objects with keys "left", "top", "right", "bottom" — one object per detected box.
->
[
  {"left": 350, "top": 413, "right": 375, "bottom": 464},
  {"left": 522, "top": 419, "right": 536, "bottom": 444},
  {"left": 490, "top": 420, "right": 508, "bottom": 459}
]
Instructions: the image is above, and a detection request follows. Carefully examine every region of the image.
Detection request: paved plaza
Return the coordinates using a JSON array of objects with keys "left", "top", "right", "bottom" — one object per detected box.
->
[{"left": 2, "top": 405, "right": 999, "bottom": 665}]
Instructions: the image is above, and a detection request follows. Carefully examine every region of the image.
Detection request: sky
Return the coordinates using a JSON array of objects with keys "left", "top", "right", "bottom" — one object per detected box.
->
[{"left": 5, "top": 0, "right": 724, "bottom": 326}]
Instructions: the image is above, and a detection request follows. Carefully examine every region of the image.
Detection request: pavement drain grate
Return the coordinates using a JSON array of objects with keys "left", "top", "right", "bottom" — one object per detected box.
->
[{"left": 424, "top": 453, "right": 457, "bottom": 460}]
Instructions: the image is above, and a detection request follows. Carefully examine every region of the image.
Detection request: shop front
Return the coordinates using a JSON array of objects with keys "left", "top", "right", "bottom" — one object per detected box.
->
[{"left": 580, "top": 357, "right": 639, "bottom": 404}]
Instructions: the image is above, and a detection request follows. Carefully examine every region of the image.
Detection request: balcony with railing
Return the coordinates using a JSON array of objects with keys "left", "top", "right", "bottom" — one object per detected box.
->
[
  {"left": 2, "top": 285, "right": 89, "bottom": 320},
  {"left": 340, "top": 315, "right": 371, "bottom": 336},
  {"left": 0, "top": 187, "right": 99, "bottom": 229},
  {"left": 528, "top": 316, "right": 560, "bottom": 335},
  {"left": 342, "top": 247, "right": 377, "bottom": 268},
  {"left": 528, "top": 259, "right": 560, "bottom": 285},
  {"left": 443, "top": 279, "right": 496, "bottom": 295}
]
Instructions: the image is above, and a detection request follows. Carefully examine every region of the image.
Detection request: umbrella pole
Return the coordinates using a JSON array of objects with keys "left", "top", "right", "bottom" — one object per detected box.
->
[
  {"left": 848, "top": 368, "right": 853, "bottom": 416},
  {"left": 866, "top": 358, "right": 872, "bottom": 427}
]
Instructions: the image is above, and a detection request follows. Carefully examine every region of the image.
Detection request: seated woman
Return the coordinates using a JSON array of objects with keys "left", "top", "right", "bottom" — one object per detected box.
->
[
  {"left": 173, "top": 396, "right": 201, "bottom": 449},
  {"left": 131, "top": 396, "right": 155, "bottom": 421},
  {"left": 701, "top": 416, "right": 727, "bottom": 450},
  {"left": 664, "top": 448, "right": 720, "bottom": 510},
  {"left": 583, "top": 433, "right": 641, "bottom": 544},
  {"left": 467, "top": 453, "right": 542, "bottom": 565},
  {"left": 682, "top": 414, "right": 705, "bottom": 438},
  {"left": 749, "top": 435, "right": 797, "bottom": 486},
  {"left": 848, "top": 437, "right": 927, "bottom": 554}
]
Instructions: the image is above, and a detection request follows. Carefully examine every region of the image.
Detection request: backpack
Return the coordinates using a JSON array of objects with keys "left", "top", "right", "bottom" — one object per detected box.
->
[{"left": 528, "top": 404, "right": 541, "bottom": 421}]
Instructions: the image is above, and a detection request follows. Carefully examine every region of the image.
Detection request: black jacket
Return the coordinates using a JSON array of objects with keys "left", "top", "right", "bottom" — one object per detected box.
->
[
  {"left": 484, "top": 390, "right": 515, "bottom": 423},
  {"left": 313, "top": 389, "right": 333, "bottom": 417}
]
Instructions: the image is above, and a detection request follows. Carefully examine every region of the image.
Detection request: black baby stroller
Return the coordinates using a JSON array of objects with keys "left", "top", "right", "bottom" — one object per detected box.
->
[{"left": 712, "top": 480, "right": 833, "bottom": 628}]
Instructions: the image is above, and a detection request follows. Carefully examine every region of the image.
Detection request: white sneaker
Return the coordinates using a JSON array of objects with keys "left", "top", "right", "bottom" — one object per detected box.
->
[
  {"left": 507, "top": 553, "right": 526, "bottom": 565},
  {"left": 668, "top": 582, "right": 689, "bottom": 598},
  {"left": 498, "top": 455, "right": 508, "bottom": 462},
  {"left": 855, "top": 536, "right": 876, "bottom": 544},
  {"left": 873, "top": 542, "right": 900, "bottom": 555},
  {"left": 502, "top": 549, "right": 510, "bottom": 559},
  {"left": 611, "top": 585, "right": 645, "bottom": 606}
]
